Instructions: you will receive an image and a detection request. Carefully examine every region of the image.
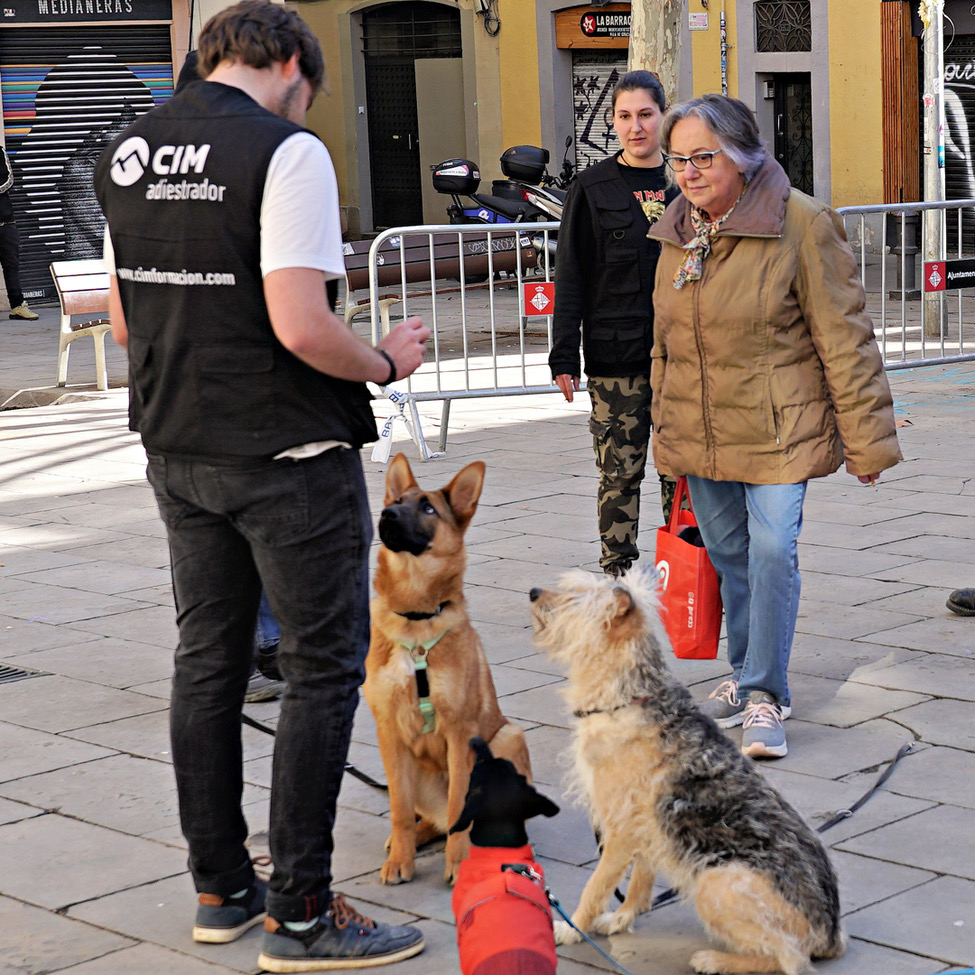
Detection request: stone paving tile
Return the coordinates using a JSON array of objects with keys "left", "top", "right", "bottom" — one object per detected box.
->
[
  {"left": 0, "top": 894, "right": 137, "bottom": 974},
  {"left": 795, "top": 598, "right": 924, "bottom": 640},
  {"left": 855, "top": 615, "right": 975, "bottom": 658},
  {"left": 832, "top": 849, "right": 936, "bottom": 914},
  {"left": 844, "top": 875, "right": 975, "bottom": 966},
  {"left": 0, "top": 753, "right": 180, "bottom": 837},
  {"left": 799, "top": 571, "right": 919, "bottom": 607},
  {"left": 0, "top": 674, "right": 164, "bottom": 734},
  {"left": 65, "top": 604, "right": 180, "bottom": 647},
  {"left": 1, "top": 635, "right": 174, "bottom": 689},
  {"left": 0, "top": 543, "right": 93, "bottom": 578},
  {"left": 765, "top": 673, "right": 928, "bottom": 728},
  {"left": 860, "top": 587, "right": 958, "bottom": 618},
  {"left": 468, "top": 530, "right": 602, "bottom": 569},
  {"left": 14, "top": 559, "right": 172, "bottom": 597},
  {"left": 755, "top": 766, "right": 936, "bottom": 845},
  {"left": 880, "top": 746, "right": 975, "bottom": 809},
  {"left": 850, "top": 651, "right": 975, "bottom": 701},
  {"left": 879, "top": 557, "right": 975, "bottom": 589},
  {"left": 0, "top": 722, "right": 114, "bottom": 783},
  {"left": 797, "top": 544, "right": 921, "bottom": 579},
  {"left": 0, "top": 813, "right": 186, "bottom": 909},
  {"left": 891, "top": 698, "right": 975, "bottom": 750},
  {"left": 789, "top": 635, "right": 916, "bottom": 682},
  {"left": 59, "top": 942, "right": 252, "bottom": 975},
  {"left": 0, "top": 582, "right": 156, "bottom": 626},
  {"left": 836, "top": 803, "right": 975, "bottom": 879},
  {"left": 0, "top": 795, "right": 40, "bottom": 826},
  {"left": 880, "top": 490, "right": 975, "bottom": 518}
]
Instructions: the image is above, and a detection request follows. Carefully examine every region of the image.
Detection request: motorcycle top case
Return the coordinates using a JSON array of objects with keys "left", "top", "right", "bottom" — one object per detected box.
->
[
  {"left": 500, "top": 145, "right": 549, "bottom": 183},
  {"left": 432, "top": 158, "right": 481, "bottom": 194}
]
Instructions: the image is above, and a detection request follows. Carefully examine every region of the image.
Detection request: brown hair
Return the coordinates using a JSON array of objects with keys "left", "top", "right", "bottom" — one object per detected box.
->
[{"left": 197, "top": 0, "right": 325, "bottom": 91}]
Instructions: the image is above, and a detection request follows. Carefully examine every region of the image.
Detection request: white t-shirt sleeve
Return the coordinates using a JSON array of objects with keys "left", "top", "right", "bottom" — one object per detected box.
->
[
  {"left": 260, "top": 131, "right": 345, "bottom": 280},
  {"left": 103, "top": 226, "right": 116, "bottom": 273}
]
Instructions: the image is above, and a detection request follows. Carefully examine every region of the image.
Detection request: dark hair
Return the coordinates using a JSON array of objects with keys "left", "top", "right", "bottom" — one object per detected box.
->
[
  {"left": 612, "top": 70, "right": 666, "bottom": 113},
  {"left": 197, "top": 0, "right": 324, "bottom": 91},
  {"left": 660, "top": 93, "right": 766, "bottom": 176}
]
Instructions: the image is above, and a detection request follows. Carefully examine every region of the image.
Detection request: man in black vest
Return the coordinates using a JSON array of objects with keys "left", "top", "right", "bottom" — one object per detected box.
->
[
  {"left": 0, "top": 147, "right": 39, "bottom": 320},
  {"left": 94, "top": 3, "right": 429, "bottom": 970}
]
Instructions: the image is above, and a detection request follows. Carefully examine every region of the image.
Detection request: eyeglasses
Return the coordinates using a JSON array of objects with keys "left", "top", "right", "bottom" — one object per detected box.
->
[{"left": 662, "top": 148, "right": 725, "bottom": 172}]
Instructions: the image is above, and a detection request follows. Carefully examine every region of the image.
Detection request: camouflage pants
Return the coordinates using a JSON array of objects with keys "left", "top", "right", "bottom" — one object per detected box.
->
[{"left": 588, "top": 376, "right": 677, "bottom": 573}]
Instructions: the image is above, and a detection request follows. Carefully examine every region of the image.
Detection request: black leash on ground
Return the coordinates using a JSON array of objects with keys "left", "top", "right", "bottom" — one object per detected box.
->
[
  {"left": 603, "top": 739, "right": 917, "bottom": 912},
  {"left": 241, "top": 711, "right": 389, "bottom": 792}
]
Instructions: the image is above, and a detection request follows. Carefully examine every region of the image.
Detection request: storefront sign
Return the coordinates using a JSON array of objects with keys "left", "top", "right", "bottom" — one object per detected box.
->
[
  {"left": 2, "top": 0, "right": 171, "bottom": 22},
  {"left": 580, "top": 10, "right": 630, "bottom": 38}
]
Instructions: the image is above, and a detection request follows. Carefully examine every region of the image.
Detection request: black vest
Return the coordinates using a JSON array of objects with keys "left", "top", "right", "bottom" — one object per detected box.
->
[{"left": 94, "top": 82, "right": 377, "bottom": 458}]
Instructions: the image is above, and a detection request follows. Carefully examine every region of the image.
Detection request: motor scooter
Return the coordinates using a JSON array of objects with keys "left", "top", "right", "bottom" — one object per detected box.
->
[
  {"left": 430, "top": 158, "right": 537, "bottom": 225},
  {"left": 432, "top": 140, "right": 573, "bottom": 264}
]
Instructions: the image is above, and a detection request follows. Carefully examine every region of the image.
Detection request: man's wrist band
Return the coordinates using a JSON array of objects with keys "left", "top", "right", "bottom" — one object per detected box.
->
[{"left": 377, "top": 349, "right": 397, "bottom": 386}]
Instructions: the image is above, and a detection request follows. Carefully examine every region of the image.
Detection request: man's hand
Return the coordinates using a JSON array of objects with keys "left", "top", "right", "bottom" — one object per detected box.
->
[
  {"left": 555, "top": 373, "right": 580, "bottom": 403},
  {"left": 377, "top": 317, "right": 430, "bottom": 382}
]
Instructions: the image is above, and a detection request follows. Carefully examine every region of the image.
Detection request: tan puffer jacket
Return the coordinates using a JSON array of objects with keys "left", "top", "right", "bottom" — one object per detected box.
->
[{"left": 648, "top": 157, "right": 902, "bottom": 484}]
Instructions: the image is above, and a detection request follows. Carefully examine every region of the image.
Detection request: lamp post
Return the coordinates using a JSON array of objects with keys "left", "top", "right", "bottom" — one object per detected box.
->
[{"left": 921, "top": 0, "right": 945, "bottom": 337}]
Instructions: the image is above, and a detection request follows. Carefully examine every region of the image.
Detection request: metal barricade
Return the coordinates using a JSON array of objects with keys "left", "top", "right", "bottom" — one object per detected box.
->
[
  {"left": 836, "top": 199, "right": 975, "bottom": 370},
  {"left": 364, "top": 222, "right": 558, "bottom": 460}
]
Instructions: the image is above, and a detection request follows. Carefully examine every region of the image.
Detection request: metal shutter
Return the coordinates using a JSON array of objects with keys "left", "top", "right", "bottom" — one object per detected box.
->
[
  {"left": 945, "top": 34, "right": 975, "bottom": 203},
  {"left": 571, "top": 50, "right": 627, "bottom": 173},
  {"left": 1, "top": 25, "right": 173, "bottom": 301}
]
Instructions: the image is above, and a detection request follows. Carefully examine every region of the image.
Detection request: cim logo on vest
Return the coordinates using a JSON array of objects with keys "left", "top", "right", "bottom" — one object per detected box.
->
[{"left": 110, "top": 137, "right": 216, "bottom": 187}]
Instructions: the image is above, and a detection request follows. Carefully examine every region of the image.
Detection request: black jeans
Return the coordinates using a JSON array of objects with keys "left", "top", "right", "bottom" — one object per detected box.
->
[
  {"left": 0, "top": 222, "right": 24, "bottom": 308},
  {"left": 146, "top": 447, "right": 372, "bottom": 923}
]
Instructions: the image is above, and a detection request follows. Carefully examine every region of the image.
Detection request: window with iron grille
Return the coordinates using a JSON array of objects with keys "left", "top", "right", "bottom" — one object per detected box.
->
[
  {"left": 362, "top": 3, "right": 462, "bottom": 59},
  {"left": 755, "top": 0, "right": 812, "bottom": 52}
]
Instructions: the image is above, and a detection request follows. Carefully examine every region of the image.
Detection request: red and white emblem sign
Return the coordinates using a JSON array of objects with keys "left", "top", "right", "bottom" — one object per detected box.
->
[
  {"left": 925, "top": 261, "right": 946, "bottom": 292},
  {"left": 581, "top": 14, "right": 596, "bottom": 35},
  {"left": 524, "top": 282, "right": 555, "bottom": 315}
]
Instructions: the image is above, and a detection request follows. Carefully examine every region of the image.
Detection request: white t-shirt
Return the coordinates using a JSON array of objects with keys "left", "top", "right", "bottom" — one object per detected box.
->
[{"left": 103, "top": 131, "right": 345, "bottom": 278}]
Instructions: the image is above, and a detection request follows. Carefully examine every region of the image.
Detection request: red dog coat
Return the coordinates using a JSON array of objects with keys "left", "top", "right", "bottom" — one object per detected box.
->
[{"left": 452, "top": 844, "right": 557, "bottom": 975}]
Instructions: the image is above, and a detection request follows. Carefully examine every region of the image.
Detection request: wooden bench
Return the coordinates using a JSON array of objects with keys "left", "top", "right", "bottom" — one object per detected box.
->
[
  {"left": 342, "top": 229, "right": 538, "bottom": 333},
  {"left": 50, "top": 258, "right": 112, "bottom": 391}
]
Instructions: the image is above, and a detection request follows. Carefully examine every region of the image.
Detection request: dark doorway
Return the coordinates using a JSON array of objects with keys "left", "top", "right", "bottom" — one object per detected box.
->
[
  {"left": 362, "top": 3, "right": 462, "bottom": 229},
  {"left": 771, "top": 72, "right": 813, "bottom": 195}
]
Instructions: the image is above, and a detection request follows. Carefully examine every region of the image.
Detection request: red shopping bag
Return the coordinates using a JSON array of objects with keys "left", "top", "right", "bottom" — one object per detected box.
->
[{"left": 654, "top": 477, "right": 723, "bottom": 659}]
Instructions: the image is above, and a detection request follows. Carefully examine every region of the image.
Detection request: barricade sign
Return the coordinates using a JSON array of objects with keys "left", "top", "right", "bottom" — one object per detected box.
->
[
  {"left": 524, "top": 282, "right": 555, "bottom": 315},
  {"left": 924, "top": 258, "right": 975, "bottom": 292}
]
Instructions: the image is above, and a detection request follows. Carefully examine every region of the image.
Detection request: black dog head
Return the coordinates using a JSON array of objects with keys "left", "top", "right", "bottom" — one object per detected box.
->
[{"left": 449, "top": 737, "right": 559, "bottom": 848}]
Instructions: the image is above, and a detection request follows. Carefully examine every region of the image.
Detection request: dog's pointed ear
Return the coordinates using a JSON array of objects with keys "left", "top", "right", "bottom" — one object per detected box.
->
[
  {"left": 612, "top": 586, "right": 634, "bottom": 620},
  {"left": 384, "top": 453, "right": 417, "bottom": 505},
  {"left": 444, "top": 461, "right": 485, "bottom": 528},
  {"left": 532, "top": 793, "right": 561, "bottom": 820}
]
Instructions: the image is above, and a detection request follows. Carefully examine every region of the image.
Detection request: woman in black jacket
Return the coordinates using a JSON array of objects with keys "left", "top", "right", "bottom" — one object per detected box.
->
[{"left": 549, "top": 70, "right": 678, "bottom": 576}]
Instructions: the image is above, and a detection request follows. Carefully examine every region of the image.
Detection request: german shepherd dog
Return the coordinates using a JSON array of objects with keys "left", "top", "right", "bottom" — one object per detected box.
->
[
  {"left": 529, "top": 567, "right": 846, "bottom": 975},
  {"left": 364, "top": 454, "right": 531, "bottom": 885}
]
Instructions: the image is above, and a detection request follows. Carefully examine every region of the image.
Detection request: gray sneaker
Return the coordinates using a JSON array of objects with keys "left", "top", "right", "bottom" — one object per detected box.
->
[
  {"left": 741, "top": 692, "right": 788, "bottom": 759},
  {"left": 245, "top": 669, "right": 284, "bottom": 703},
  {"left": 699, "top": 679, "right": 747, "bottom": 728},
  {"left": 258, "top": 895, "right": 424, "bottom": 972}
]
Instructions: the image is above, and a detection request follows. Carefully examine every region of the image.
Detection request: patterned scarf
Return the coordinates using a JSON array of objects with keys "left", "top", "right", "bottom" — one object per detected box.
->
[{"left": 672, "top": 193, "right": 744, "bottom": 290}]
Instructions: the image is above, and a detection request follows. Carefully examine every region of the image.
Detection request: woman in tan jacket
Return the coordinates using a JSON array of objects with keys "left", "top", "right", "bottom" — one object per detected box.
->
[{"left": 649, "top": 95, "right": 901, "bottom": 759}]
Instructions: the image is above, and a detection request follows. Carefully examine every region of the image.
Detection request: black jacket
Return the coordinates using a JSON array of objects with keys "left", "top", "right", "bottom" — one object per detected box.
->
[
  {"left": 549, "top": 152, "right": 676, "bottom": 378},
  {"left": 0, "top": 149, "right": 14, "bottom": 223},
  {"left": 94, "top": 82, "right": 376, "bottom": 459}
]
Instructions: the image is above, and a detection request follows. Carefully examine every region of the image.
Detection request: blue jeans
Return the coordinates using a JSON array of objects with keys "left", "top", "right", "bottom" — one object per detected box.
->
[
  {"left": 254, "top": 591, "right": 281, "bottom": 652},
  {"left": 684, "top": 477, "right": 806, "bottom": 708},
  {"left": 146, "top": 447, "right": 372, "bottom": 923}
]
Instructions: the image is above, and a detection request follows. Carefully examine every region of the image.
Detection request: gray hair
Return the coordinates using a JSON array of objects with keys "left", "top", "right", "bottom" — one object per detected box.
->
[{"left": 661, "top": 94, "right": 767, "bottom": 178}]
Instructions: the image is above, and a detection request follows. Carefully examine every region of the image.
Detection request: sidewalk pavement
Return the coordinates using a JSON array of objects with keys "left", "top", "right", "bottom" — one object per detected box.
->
[{"left": 1, "top": 304, "right": 974, "bottom": 974}]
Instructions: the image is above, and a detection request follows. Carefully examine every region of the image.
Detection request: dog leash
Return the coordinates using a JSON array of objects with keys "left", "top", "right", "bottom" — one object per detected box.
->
[
  {"left": 547, "top": 893, "right": 641, "bottom": 975},
  {"left": 240, "top": 712, "right": 389, "bottom": 792}
]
